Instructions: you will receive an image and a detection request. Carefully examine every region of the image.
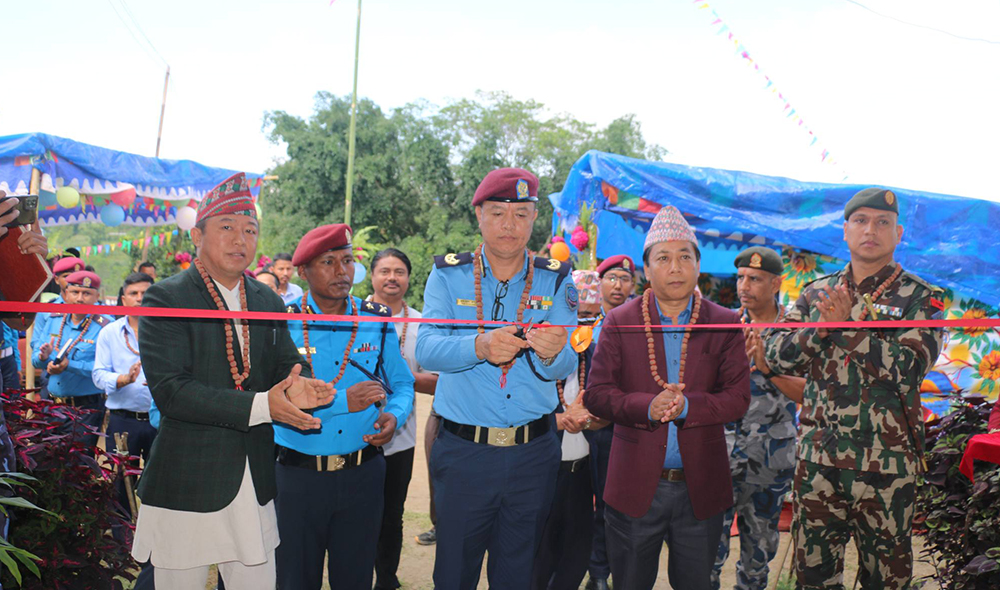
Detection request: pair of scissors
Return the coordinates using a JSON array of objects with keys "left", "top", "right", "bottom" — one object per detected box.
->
[{"left": 347, "top": 358, "right": 393, "bottom": 408}]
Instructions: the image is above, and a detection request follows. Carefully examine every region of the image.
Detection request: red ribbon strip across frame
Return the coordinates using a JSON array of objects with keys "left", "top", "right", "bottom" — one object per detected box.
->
[{"left": 2, "top": 301, "right": 999, "bottom": 332}]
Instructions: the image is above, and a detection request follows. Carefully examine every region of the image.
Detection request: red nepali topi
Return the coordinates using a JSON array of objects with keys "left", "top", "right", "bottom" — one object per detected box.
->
[
  {"left": 292, "top": 224, "right": 353, "bottom": 266},
  {"left": 196, "top": 172, "right": 257, "bottom": 224}
]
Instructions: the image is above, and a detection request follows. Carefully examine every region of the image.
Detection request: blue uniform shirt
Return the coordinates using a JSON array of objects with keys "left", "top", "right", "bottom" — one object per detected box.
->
[
  {"left": 92, "top": 317, "right": 152, "bottom": 412},
  {"left": 32, "top": 312, "right": 110, "bottom": 397},
  {"left": 645, "top": 296, "right": 692, "bottom": 470},
  {"left": 416, "top": 250, "right": 578, "bottom": 428},
  {"left": 275, "top": 294, "right": 415, "bottom": 456},
  {"left": 28, "top": 295, "right": 63, "bottom": 360}
]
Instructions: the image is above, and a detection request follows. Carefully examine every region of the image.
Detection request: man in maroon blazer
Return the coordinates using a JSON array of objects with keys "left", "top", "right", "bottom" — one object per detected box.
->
[{"left": 586, "top": 205, "right": 751, "bottom": 590}]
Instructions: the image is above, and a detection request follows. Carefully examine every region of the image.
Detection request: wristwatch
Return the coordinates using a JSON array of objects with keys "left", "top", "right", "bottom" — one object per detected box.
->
[{"left": 758, "top": 366, "right": 775, "bottom": 380}]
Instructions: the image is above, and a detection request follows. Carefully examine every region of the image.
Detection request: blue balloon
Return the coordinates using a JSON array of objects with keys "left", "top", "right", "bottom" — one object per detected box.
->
[
  {"left": 353, "top": 263, "right": 367, "bottom": 284},
  {"left": 100, "top": 203, "right": 126, "bottom": 227}
]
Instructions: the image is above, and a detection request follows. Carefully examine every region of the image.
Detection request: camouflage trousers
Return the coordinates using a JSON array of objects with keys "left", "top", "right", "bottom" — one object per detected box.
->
[
  {"left": 793, "top": 460, "right": 916, "bottom": 590},
  {"left": 711, "top": 474, "right": 791, "bottom": 590}
]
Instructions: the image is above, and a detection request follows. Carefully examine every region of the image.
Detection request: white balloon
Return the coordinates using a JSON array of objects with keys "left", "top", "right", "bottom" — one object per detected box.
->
[
  {"left": 176, "top": 206, "right": 198, "bottom": 231},
  {"left": 353, "top": 262, "right": 367, "bottom": 284}
]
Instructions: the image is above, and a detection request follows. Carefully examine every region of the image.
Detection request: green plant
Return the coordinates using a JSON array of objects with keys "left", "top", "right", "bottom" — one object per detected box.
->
[
  {"left": 0, "top": 471, "right": 51, "bottom": 586},
  {"left": 1, "top": 393, "right": 136, "bottom": 589},
  {"left": 917, "top": 393, "right": 1000, "bottom": 589}
]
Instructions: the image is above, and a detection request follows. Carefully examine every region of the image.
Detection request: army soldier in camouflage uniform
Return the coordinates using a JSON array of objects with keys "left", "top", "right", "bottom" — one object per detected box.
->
[
  {"left": 713, "top": 247, "right": 805, "bottom": 590},
  {"left": 765, "top": 188, "right": 943, "bottom": 590}
]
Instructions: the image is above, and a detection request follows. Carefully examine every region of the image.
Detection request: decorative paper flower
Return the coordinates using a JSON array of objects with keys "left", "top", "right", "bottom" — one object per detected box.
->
[
  {"left": 570, "top": 229, "right": 589, "bottom": 250},
  {"left": 174, "top": 252, "right": 192, "bottom": 264},
  {"left": 551, "top": 236, "right": 565, "bottom": 243},
  {"left": 257, "top": 254, "right": 272, "bottom": 268}
]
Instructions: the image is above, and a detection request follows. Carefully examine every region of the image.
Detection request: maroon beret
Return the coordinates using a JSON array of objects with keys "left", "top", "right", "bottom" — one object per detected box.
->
[
  {"left": 53, "top": 257, "right": 85, "bottom": 275},
  {"left": 472, "top": 168, "right": 539, "bottom": 207},
  {"left": 65, "top": 270, "right": 101, "bottom": 290},
  {"left": 292, "top": 224, "right": 353, "bottom": 266},
  {"left": 596, "top": 255, "right": 636, "bottom": 277}
]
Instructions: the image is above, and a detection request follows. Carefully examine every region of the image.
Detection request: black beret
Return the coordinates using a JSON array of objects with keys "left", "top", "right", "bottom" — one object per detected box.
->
[
  {"left": 844, "top": 187, "right": 899, "bottom": 220},
  {"left": 734, "top": 247, "right": 783, "bottom": 276}
]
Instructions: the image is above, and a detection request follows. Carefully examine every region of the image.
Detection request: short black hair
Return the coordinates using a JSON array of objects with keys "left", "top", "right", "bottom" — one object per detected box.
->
[
  {"left": 274, "top": 253, "right": 293, "bottom": 263},
  {"left": 117, "top": 272, "right": 154, "bottom": 306},
  {"left": 256, "top": 270, "right": 279, "bottom": 284},
  {"left": 642, "top": 242, "right": 701, "bottom": 266},
  {"left": 370, "top": 248, "right": 412, "bottom": 275},
  {"left": 138, "top": 261, "right": 155, "bottom": 271}
]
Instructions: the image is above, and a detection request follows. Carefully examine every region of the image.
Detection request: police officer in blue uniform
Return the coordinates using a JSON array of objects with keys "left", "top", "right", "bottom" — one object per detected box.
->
[
  {"left": 29, "top": 256, "right": 84, "bottom": 398},
  {"left": 274, "top": 224, "right": 415, "bottom": 590},
  {"left": 416, "top": 168, "right": 578, "bottom": 590},
  {"left": 31, "top": 270, "right": 111, "bottom": 447}
]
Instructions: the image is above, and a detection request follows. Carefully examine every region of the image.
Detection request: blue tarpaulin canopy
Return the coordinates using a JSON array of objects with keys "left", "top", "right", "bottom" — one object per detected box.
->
[
  {"left": 551, "top": 151, "right": 1000, "bottom": 307},
  {"left": 0, "top": 133, "right": 259, "bottom": 227}
]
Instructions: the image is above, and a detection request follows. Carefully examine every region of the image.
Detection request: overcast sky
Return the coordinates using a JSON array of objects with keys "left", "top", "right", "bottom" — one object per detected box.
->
[{"left": 3, "top": 0, "right": 998, "bottom": 201}]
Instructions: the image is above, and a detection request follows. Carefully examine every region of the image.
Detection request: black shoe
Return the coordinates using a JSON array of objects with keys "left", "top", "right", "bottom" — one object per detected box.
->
[
  {"left": 415, "top": 526, "right": 436, "bottom": 545},
  {"left": 585, "top": 578, "right": 610, "bottom": 590}
]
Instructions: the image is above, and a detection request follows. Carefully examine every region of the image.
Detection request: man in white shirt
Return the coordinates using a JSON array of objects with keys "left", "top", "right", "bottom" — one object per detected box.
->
[
  {"left": 272, "top": 252, "right": 304, "bottom": 305},
  {"left": 367, "top": 248, "right": 439, "bottom": 590}
]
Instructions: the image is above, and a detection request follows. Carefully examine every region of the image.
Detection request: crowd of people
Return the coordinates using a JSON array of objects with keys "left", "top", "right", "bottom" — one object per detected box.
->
[{"left": 0, "top": 171, "right": 958, "bottom": 589}]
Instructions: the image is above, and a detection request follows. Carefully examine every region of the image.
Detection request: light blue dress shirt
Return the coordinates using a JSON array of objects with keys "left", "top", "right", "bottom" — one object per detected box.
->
[
  {"left": 275, "top": 293, "right": 415, "bottom": 456},
  {"left": 279, "top": 282, "right": 304, "bottom": 305},
  {"left": 646, "top": 296, "right": 693, "bottom": 470},
  {"left": 92, "top": 317, "right": 152, "bottom": 412},
  {"left": 416, "top": 251, "right": 578, "bottom": 428},
  {"left": 31, "top": 312, "right": 109, "bottom": 397}
]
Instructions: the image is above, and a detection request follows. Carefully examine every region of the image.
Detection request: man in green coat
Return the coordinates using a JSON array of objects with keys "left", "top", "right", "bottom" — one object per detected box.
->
[{"left": 131, "top": 172, "right": 335, "bottom": 589}]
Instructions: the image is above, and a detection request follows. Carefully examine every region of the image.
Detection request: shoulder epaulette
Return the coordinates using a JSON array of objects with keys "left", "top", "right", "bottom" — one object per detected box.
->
[
  {"left": 92, "top": 315, "right": 111, "bottom": 327},
  {"left": 286, "top": 303, "right": 301, "bottom": 314},
  {"left": 360, "top": 300, "right": 392, "bottom": 317},
  {"left": 533, "top": 256, "right": 571, "bottom": 277},
  {"left": 903, "top": 270, "right": 943, "bottom": 293},
  {"left": 434, "top": 252, "right": 474, "bottom": 269},
  {"left": 48, "top": 312, "right": 64, "bottom": 318}
]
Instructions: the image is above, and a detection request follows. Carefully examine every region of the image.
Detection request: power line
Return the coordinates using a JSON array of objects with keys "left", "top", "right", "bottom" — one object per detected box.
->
[
  {"left": 116, "top": 0, "right": 169, "bottom": 66},
  {"left": 842, "top": 0, "right": 1000, "bottom": 45},
  {"left": 105, "top": 0, "right": 169, "bottom": 67}
]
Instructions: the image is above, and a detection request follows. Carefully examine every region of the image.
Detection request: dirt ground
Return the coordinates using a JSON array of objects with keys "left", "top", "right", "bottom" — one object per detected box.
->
[{"left": 201, "top": 393, "right": 938, "bottom": 589}]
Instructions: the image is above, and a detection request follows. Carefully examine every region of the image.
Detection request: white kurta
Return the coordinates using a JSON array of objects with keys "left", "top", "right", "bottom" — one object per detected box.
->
[
  {"left": 132, "top": 281, "right": 279, "bottom": 569},
  {"left": 560, "top": 360, "right": 590, "bottom": 461},
  {"left": 379, "top": 303, "right": 433, "bottom": 457}
]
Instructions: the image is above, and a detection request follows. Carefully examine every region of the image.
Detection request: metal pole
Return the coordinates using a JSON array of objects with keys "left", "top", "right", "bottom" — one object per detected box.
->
[
  {"left": 142, "top": 66, "right": 170, "bottom": 264},
  {"left": 343, "top": 0, "right": 363, "bottom": 226}
]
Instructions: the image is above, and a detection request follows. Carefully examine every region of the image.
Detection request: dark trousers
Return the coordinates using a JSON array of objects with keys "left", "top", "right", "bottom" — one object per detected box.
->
[
  {"left": 605, "top": 479, "right": 725, "bottom": 590},
  {"left": 432, "top": 428, "right": 560, "bottom": 590},
  {"left": 531, "top": 458, "right": 594, "bottom": 590},
  {"left": 375, "top": 446, "right": 415, "bottom": 590},
  {"left": 587, "top": 425, "right": 613, "bottom": 580},
  {"left": 57, "top": 396, "right": 105, "bottom": 448},
  {"left": 425, "top": 411, "right": 441, "bottom": 525},
  {"left": 107, "top": 412, "right": 157, "bottom": 521},
  {"left": 0, "top": 355, "right": 17, "bottom": 391},
  {"left": 275, "top": 452, "right": 386, "bottom": 590}
]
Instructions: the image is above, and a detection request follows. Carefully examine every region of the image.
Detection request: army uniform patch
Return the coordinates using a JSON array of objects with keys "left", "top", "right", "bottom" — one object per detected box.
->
[
  {"left": 566, "top": 284, "right": 579, "bottom": 309},
  {"left": 750, "top": 252, "right": 763, "bottom": 269}
]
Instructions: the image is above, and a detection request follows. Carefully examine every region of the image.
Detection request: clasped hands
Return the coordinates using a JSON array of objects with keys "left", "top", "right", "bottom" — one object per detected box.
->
[
  {"left": 557, "top": 394, "right": 607, "bottom": 434},
  {"left": 743, "top": 327, "right": 772, "bottom": 375},
  {"left": 814, "top": 283, "right": 854, "bottom": 339},
  {"left": 268, "top": 364, "right": 336, "bottom": 431},
  {"left": 475, "top": 322, "right": 568, "bottom": 365},
  {"left": 649, "top": 384, "right": 686, "bottom": 423}
]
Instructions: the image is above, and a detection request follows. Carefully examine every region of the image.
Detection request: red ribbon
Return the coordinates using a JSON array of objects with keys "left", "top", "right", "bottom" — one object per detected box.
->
[{"left": 1, "top": 300, "right": 999, "bottom": 331}]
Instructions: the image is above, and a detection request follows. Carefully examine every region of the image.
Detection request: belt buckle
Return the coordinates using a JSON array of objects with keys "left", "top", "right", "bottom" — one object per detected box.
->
[
  {"left": 487, "top": 426, "right": 516, "bottom": 447},
  {"left": 327, "top": 455, "right": 347, "bottom": 471}
]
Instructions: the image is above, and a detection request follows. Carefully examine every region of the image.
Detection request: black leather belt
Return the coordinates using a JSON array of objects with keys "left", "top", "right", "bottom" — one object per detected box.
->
[
  {"left": 277, "top": 445, "right": 381, "bottom": 472},
  {"left": 661, "top": 468, "right": 685, "bottom": 482},
  {"left": 561, "top": 456, "right": 589, "bottom": 473},
  {"left": 53, "top": 393, "right": 104, "bottom": 407},
  {"left": 110, "top": 409, "right": 150, "bottom": 422},
  {"left": 441, "top": 416, "right": 550, "bottom": 447}
]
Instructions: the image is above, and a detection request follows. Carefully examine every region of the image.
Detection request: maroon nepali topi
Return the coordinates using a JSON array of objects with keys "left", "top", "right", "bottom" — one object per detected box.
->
[
  {"left": 197, "top": 172, "right": 257, "bottom": 224},
  {"left": 65, "top": 270, "right": 101, "bottom": 290},
  {"left": 292, "top": 224, "right": 354, "bottom": 266},
  {"left": 471, "top": 168, "right": 539, "bottom": 207},
  {"left": 596, "top": 254, "right": 635, "bottom": 277},
  {"left": 53, "top": 257, "right": 85, "bottom": 275}
]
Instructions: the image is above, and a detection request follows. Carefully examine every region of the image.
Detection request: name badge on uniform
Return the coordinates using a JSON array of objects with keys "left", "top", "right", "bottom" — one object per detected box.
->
[
  {"left": 874, "top": 304, "right": 904, "bottom": 318},
  {"left": 528, "top": 295, "right": 552, "bottom": 310},
  {"left": 297, "top": 347, "right": 316, "bottom": 355},
  {"left": 83, "top": 339, "right": 95, "bottom": 344},
  {"left": 456, "top": 298, "right": 476, "bottom": 307}
]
